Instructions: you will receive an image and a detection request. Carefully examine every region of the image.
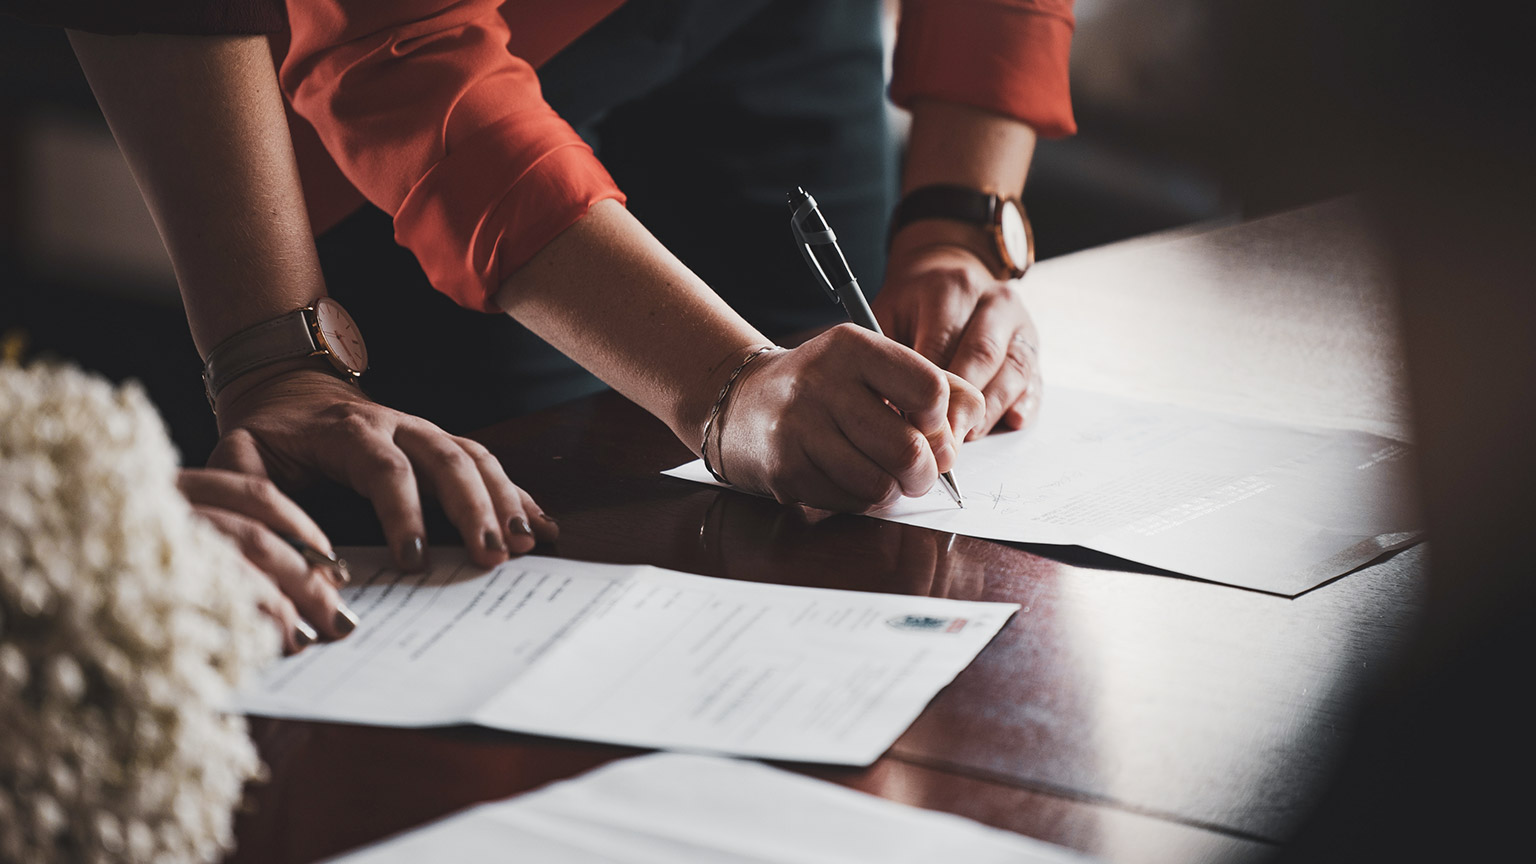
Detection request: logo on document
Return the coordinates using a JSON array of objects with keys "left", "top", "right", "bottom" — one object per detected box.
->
[{"left": 887, "top": 615, "right": 967, "bottom": 633}]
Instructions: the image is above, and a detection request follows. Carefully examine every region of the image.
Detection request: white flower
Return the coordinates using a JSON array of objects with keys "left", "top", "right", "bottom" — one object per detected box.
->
[{"left": 1, "top": 362, "right": 279, "bottom": 864}]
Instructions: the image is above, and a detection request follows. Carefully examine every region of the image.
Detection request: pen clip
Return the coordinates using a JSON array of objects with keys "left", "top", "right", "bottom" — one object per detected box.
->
[{"left": 790, "top": 191, "right": 840, "bottom": 304}]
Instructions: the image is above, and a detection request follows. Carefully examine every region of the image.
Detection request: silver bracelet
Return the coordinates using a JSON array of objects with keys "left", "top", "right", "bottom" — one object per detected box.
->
[{"left": 701, "top": 345, "right": 780, "bottom": 485}]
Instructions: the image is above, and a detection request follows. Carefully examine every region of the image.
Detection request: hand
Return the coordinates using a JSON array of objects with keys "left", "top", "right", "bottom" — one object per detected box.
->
[
  {"left": 712, "top": 324, "right": 985, "bottom": 512},
  {"left": 209, "top": 366, "right": 558, "bottom": 572},
  {"left": 179, "top": 467, "right": 352, "bottom": 654},
  {"left": 873, "top": 237, "right": 1043, "bottom": 439}
]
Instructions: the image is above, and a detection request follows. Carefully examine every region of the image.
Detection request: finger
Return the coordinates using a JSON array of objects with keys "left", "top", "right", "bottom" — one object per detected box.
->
[
  {"left": 329, "top": 429, "right": 430, "bottom": 572},
  {"left": 177, "top": 468, "right": 341, "bottom": 581},
  {"left": 235, "top": 553, "right": 307, "bottom": 655},
  {"left": 907, "top": 286, "right": 977, "bottom": 368},
  {"left": 833, "top": 386, "right": 939, "bottom": 499},
  {"left": 801, "top": 429, "right": 903, "bottom": 512},
  {"left": 396, "top": 424, "right": 509, "bottom": 567},
  {"left": 974, "top": 331, "right": 1036, "bottom": 438},
  {"left": 1002, "top": 374, "right": 1044, "bottom": 430},
  {"left": 947, "top": 292, "right": 1027, "bottom": 391},
  {"left": 195, "top": 505, "right": 358, "bottom": 642},
  {"left": 942, "top": 372, "right": 987, "bottom": 466},
  {"left": 207, "top": 427, "right": 271, "bottom": 478},
  {"left": 834, "top": 325, "right": 953, "bottom": 445},
  {"left": 767, "top": 442, "right": 877, "bottom": 514},
  {"left": 947, "top": 294, "right": 1029, "bottom": 434},
  {"left": 519, "top": 487, "right": 560, "bottom": 545},
  {"left": 452, "top": 435, "right": 554, "bottom": 556}
]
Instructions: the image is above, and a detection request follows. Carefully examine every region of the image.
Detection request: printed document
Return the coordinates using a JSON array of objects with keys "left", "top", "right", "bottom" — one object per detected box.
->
[
  {"left": 324, "top": 753, "right": 1097, "bottom": 863},
  {"left": 237, "top": 549, "right": 1017, "bottom": 765},
  {"left": 665, "top": 387, "right": 1419, "bottom": 595}
]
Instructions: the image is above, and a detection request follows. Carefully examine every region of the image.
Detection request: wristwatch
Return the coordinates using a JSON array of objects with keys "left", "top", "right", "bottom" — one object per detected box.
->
[
  {"left": 202, "top": 297, "right": 368, "bottom": 405},
  {"left": 890, "top": 184, "right": 1035, "bottom": 279}
]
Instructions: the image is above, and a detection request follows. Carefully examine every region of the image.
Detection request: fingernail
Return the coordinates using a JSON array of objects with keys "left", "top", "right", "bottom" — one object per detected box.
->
[
  {"left": 331, "top": 558, "right": 352, "bottom": 585},
  {"left": 333, "top": 603, "right": 359, "bottom": 637},
  {"left": 536, "top": 511, "right": 558, "bottom": 527},
  {"left": 509, "top": 516, "right": 532, "bottom": 536},
  {"left": 294, "top": 620, "right": 318, "bottom": 648},
  {"left": 483, "top": 528, "right": 505, "bottom": 553},
  {"left": 400, "top": 535, "right": 426, "bottom": 570}
]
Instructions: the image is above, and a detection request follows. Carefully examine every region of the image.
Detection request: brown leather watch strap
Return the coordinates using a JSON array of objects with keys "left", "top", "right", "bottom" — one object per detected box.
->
[
  {"left": 202, "top": 309, "right": 318, "bottom": 403},
  {"left": 891, "top": 185, "right": 999, "bottom": 236}
]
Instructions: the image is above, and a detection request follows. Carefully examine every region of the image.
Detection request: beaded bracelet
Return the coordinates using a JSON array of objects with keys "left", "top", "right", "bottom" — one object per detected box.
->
[{"left": 701, "top": 345, "right": 780, "bottom": 484}]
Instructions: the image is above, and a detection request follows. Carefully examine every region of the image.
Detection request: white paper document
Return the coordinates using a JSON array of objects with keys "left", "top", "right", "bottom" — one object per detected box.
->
[
  {"left": 665, "top": 388, "right": 1420, "bottom": 595},
  {"left": 237, "top": 549, "right": 1016, "bottom": 765},
  {"left": 324, "top": 752, "right": 1097, "bottom": 863}
]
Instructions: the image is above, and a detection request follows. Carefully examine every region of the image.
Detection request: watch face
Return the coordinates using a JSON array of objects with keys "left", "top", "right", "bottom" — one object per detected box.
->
[
  {"left": 997, "top": 199, "right": 1033, "bottom": 277},
  {"left": 312, "top": 297, "right": 368, "bottom": 375}
]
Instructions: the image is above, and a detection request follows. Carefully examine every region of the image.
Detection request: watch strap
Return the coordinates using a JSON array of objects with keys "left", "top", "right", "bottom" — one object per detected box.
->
[
  {"left": 891, "top": 185, "right": 999, "bottom": 235},
  {"left": 203, "top": 309, "right": 318, "bottom": 402}
]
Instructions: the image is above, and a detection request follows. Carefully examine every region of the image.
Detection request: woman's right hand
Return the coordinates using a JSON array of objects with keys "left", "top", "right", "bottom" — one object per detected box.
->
[{"left": 712, "top": 323, "right": 986, "bottom": 513}]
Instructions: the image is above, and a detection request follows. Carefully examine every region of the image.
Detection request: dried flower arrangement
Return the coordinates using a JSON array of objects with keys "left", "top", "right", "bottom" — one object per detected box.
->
[{"left": 1, "top": 362, "right": 277, "bottom": 863}]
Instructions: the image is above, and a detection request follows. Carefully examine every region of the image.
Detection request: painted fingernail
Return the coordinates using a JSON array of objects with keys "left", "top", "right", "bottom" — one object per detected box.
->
[
  {"left": 536, "top": 511, "right": 558, "bottom": 527},
  {"left": 509, "top": 516, "right": 533, "bottom": 536},
  {"left": 333, "top": 603, "right": 359, "bottom": 637},
  {"left": 483, "top": 528, "right": 505, "bottom": 553},
  {"left": 294, "top": 620, "right": 318, "bottom": 648},
  {"left": 400, "top": 535, "right": 426, "bottom": 570},
  {"left": 331, "top": 558, "right": 352, "bottom": 585}
]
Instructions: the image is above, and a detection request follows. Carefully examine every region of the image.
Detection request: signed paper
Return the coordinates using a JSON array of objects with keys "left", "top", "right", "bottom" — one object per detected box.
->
[
  {"left": 324, "top": 753, "right": 1098, "bottom": 863},
  {"left": 237, "top": 549, "right": 1016, "bottom": 765},
  {"left": 665, "top": 388, "right": 1419, "bottom": 595}
]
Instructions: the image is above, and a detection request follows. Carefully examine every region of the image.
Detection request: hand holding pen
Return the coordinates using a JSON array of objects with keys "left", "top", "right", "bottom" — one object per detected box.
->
[{"left": 789, "top": 187, "right": 971, "bottom": 507}]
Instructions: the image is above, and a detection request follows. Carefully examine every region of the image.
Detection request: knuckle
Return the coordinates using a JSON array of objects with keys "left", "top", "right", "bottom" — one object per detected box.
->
[
  {"left": 1004, "top": 340, "right": 1033, "bottom": 372},
  {"left": 965, "top": 334, "right": 1009, "bottom": 368},
  {"left": 422, "top": 442, "right": 473, "bottom": 473},
  {"left": 241, "top": 523, "right": 284, "bottom": 566},
  {"left": 920, "top": 367, "right": 948, "bottom": 405},
  {"left": 456, "top": 437, "right": 495, "bottom": 463},
  {"left": 365, "top": 449, "right": 413, "bottom": 479},
  {"left": 241, "top": 473, "right": 281, "bottom": 505},
  {"left": 332, "top": 408, "right": 378, "bottom": 439},
  {"left": 896, "top": 432, "right": 929, "bottom": 474}
]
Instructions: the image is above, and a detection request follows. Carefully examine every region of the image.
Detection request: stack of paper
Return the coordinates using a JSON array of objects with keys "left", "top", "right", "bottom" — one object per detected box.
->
[
  {"left": 323, "top": 753, "right": 1097, "bottom": 863},
  {"left": 666, "top": 387, "right": 1420, "bottom": 595},
  {"left": 237, "top": 549, "right": 1017, "bottom": 765}
]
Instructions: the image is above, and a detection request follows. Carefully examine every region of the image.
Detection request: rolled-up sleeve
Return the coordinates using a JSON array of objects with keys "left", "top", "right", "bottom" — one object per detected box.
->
[
  {"left": 891, "top": 0, "right": 1077, "bottom": 138},
  {"left": 280, "top": 0, "right": 624, "bottom": 312}
]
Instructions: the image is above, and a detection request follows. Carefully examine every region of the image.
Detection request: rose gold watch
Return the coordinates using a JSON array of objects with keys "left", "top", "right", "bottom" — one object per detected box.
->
[
  {"left": 201, "top": 297, "right": 368, "bottom": 405},
  {"left": 889, "top": 184, "right": 1035, "bottom": 280}
]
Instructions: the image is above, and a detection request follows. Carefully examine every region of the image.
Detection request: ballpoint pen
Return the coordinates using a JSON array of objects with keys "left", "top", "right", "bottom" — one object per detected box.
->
[
  {"left": 281, "top": 533, "right": 351, "bottom": 584},
  {"left": 788, "top": 186, "right": 964, "bottom": 508}
]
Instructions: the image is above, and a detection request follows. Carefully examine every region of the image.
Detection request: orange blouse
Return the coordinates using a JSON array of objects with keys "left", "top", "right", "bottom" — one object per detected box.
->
[{"left": 279, "top": 0, "right": 1076, "bottom": 312}]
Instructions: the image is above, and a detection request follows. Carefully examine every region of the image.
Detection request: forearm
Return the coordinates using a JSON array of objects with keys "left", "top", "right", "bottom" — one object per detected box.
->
[
  {"left": 493, "top": 200, "right": 767, "bottom": 451},
  {"left": 67, "top": 32, "right": 326, "bottom": 357},
  {"left": 895, "top": 99, "right": 1037, "bottom": 264}
]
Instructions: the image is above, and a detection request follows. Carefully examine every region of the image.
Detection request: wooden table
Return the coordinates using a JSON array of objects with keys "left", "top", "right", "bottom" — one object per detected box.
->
[{"left": 229, "top": 199, "right": 1423, "bottom": 864}]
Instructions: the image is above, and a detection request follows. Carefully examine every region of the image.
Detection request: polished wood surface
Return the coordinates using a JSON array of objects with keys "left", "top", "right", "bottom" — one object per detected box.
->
[{"left": 229, "top": 200, "right": 1417, "bottom": 863}]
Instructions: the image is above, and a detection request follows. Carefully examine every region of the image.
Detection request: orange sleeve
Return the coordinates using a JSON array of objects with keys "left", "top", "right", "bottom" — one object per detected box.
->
[
  {"left": 279, "top": 0, "right": 625, "bottom": 312},
  {"left": 891, "top": 0, "right": 1077, "bottom": 138}
]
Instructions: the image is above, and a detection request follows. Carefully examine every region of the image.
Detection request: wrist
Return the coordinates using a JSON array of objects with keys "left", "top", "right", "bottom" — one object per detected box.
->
[
  {"left": 212, "top": 359, "right": 358, "bottom": 422},
  {"left": 888, "top": 220, "right": 1006, "bottom": 278},
  {"left": 677, "top": 342, "right": 778, "bottom": 457}
]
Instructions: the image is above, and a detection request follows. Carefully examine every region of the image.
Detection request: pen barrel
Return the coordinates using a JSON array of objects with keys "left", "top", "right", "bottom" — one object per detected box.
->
[{"left": 833, "top": 279, "right": 883, "bottom": 336}]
